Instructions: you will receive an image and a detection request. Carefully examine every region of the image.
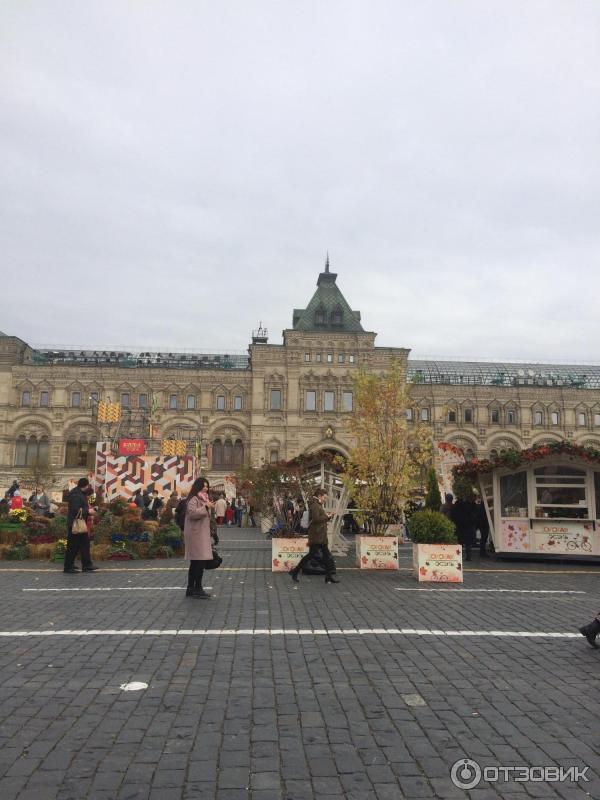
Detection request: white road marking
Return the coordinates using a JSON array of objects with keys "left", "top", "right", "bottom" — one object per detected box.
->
[
  {"left": 394, "top": 588, "right": 585, "bottom": 594},
  {"left": 21, "top": 586, "right": 208, "bottom": 592},
  {"left": 0, "top": 628, "right": 582, "bottom": 639},
  {"left": 120, "top": 681, "right": 148, "bottom": 691}
]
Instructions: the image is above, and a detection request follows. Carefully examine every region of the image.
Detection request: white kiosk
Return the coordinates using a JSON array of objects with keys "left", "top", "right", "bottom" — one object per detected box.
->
[{"left": 458, "top": 444, "right": 600, "bottom": 560}]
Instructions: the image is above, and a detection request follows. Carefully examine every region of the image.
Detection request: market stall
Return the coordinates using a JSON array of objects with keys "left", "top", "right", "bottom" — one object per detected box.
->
[{"left": 455, "top": 442, "right": 600, "bottom": 561}]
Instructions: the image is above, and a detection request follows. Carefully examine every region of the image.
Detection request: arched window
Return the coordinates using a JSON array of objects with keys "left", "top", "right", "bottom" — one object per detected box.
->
[
  {"left": 314, "top": 305, "right": 326, "bottom": 325},
  {"left": 489, "top": 449, "right": 499, "bottom": 459},
  {"left": 15, "top": 434, "right": 49, "bottom": 467},
  {"left": 331, "top": 305, "right": 343, "bottom": 325},
  {"left": 233, "top": 439, "right": 244, "bottom": 467},
  {"left": 212, "top": 439, "right": 223, "bottom": 469},
  {"left": 15, "top": 436, "right": 27, "bottom": 466},
  {"left": 64, "top": 435, "right": 96, "bottom": 469},
  {"left": 223, "top": 439, "right": 233, "bottom": 467},
  {"left": 465, "top": 448, "right": 475, "bottom": 462}
]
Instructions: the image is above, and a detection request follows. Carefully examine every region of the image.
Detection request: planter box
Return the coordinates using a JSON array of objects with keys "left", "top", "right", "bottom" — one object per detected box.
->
[
  {"left": 109, "top": 552, "right": 133, "bottom": 560},
  {"left": 356, "top": 536, "right": 399, "bottom": 570},
  {"left": 412, "top": 543, "right": 463, "bottom": 583},
  {"left": 271, "top": 537, "right": 308, "bottom": 572}
]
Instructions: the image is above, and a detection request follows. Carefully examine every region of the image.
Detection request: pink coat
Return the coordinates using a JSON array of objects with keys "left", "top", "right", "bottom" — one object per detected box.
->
[{"left": 184, "top": 497, "right": 213, "bottom": 561}]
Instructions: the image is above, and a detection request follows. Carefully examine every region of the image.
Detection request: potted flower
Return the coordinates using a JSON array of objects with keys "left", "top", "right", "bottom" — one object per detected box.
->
[
  {"left": 408, "top": 510, "right": 462, "bottom": 582},
  {"left": 108, "top": 541, "right": 138, "bottom": 560}
]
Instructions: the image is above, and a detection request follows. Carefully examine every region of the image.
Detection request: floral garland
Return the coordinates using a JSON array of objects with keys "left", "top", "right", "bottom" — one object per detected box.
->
[{"left": 453, "top": 440, "right": 600, "bottom": 481}]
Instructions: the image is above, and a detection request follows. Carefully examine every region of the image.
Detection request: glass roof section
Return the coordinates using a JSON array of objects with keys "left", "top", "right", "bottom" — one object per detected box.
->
[
  {"left": 28, "top": 349, "right": 250, "bottom": 370},
  {"left": 407, "top": 360, "right": 600, "bottom": 389}
]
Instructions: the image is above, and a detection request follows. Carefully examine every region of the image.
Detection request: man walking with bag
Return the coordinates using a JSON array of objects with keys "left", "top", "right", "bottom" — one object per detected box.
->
[
  {"left": 63, "top": 477, "right": 97, "bottom": 574},
  {"left": 290, "top": 487, "right": 339, "bottom": 584}
]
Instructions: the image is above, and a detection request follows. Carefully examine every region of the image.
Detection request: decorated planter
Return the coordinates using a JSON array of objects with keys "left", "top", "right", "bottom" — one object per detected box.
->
[
  {"left": 271, "top": 537, "right": 308, "bottom": 572},
  {"left": 109, "top": 552, "right": 133, "bottom": 560},
  {"left": 355, "top": 536, "right": 399, "bottom": 570},
  {"left": 412, "top": 543, "right": 463, "bottom": 582}
]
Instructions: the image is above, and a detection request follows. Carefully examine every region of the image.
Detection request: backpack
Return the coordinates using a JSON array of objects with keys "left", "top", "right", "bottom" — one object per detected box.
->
[{"left": 175, "top": 499, "right": 187, "bottom": 531}]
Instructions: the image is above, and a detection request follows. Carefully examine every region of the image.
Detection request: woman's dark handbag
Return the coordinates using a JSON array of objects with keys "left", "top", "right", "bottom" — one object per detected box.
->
[{"left": 204, "top": 549, "right": 223, "bottom": 570}]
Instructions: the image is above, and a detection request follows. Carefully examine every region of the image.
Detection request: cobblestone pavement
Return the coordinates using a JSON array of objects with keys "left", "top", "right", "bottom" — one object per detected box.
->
[{"left": 0, "top": 528, "right": 599, "bottom": 800}]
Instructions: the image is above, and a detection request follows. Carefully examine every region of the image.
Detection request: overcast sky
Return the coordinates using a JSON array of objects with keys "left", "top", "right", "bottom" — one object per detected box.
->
[{"left": 1, "top": 2, "right": 599, "bottom": 362}]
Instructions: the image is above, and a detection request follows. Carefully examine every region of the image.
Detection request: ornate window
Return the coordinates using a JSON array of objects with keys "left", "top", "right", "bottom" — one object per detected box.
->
[
  {"left": 270, "top": 389, "right": 281, "bottom": 411},
  {"left": 211, "top": 439, "right": 223, "bottom": 468},
  {"left": 233, "top": 439, "right": 244, "bottom": 467},
  {"left": 40, "top": 391, "right": 49, "bottom": 407},
  {"left": 269, "top": 449, "right": 279, "bottom": 463},
  {"left": 216, "top": 395, "right": 225, "bottom": 411},
  {"left": 314, "top": 305, "right": 326, "bottom": 326},
  {"left": 506, "top": 409, "right": 516, "bottom": 425},
  {"left": 550, "top": 411, "right": 559, "bottom": 426},
  {"left": 121, "top": 393, "right": 130, "bottom": 408},
  {"left": 326, "top": 353, "right": 333, "bottom": 363},
  {"left": 15, "top": 434, "right": 49, "bottom": 467},
  {"left": 464, "top": 408, "right": 473, "bottom": 424},
  {"left": 348, "top": 354, "right": 355, "bottom": 364},
  {"left": 169, "top": 394, "right": 178, "bottom": 410},
  {"left": 578, "top": 412, "right": 587, "bottom": 427},
  {"left": 490, "top": 408, "right": 500, "bottom": 424},
  {"left": 342, "top": 391, "right": 353, "bottom": 412},
  {"left": 186, "top": 394, "right": 196, "bottom": 410},
  {"left": 331, "top": 305, "right": 343, "bottom": 326},
  {"left": 233, "top": 395, "right": 243, "bottom": 411},
  {"left": 139, "top": 393, "right": 148, "bottom": 408},
  {"left": 305, "top": 391, "right": 316, "bottom": 411},
  {"left": 448, "top": 410, "right": 457, "bottom": 423},
  {"left": 71, "top": 392, "right": 81, "bottom": 408},
  {"left": 65, "top": 435, "right": 96, "bottom": 469},
  {"left": 304, "top": 353, "right": 310, "bottom": 362},
  {"left": 406, "top": 408, "right": 413, "bottom": 422},
  {"left": 420, "top": 408, "right": 430, "bottom": 422},
  {"left": 324, "top": 391, "right": 335, "bottom": 412},
  {"left": 21, "top": 391, "right": 31, "bottom": 407},
  {"left": 533, "top": 410, "right": 543, "bottom": 426}
]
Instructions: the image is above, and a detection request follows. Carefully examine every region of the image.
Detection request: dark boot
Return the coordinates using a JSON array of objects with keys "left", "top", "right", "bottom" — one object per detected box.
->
[
  {"left": 290, "top": 568, "right": 299, "bottom": 583},
  {"left": 579, "top": 618, "right": 600, "bottom": 648},
  {"left": 325, "top": 575, "right": 340, "bottom": 584}
]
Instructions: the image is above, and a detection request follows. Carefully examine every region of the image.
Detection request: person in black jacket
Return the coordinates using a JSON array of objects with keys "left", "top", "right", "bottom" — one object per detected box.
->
[
  {"left": 474, "top": 497, "right": 490, "bottom": 557},
  {"left": 63, "top": 478, "right": 97, "bottom": 573},
  {"left": 451, "top": 497, "right": 475, "bottom": 562}
]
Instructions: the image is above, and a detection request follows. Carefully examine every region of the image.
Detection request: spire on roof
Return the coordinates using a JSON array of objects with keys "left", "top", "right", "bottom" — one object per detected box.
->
[{"left": 325, "top": 252, "right": 330, "bottom": 273}]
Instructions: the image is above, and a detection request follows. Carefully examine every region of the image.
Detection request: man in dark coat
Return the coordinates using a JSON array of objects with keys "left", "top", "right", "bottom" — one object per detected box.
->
[
  {"left": 63, "top": 477, "right": 97, "bottom": 573},
  {"left": 290, "top": 488, "right": 339, "bottom": 584},
  {"left": 451, "top": 498, "right": 475, "bottom": 561},
  {"left": 474, "top": 497, "right": 490, "bottom": 557}
]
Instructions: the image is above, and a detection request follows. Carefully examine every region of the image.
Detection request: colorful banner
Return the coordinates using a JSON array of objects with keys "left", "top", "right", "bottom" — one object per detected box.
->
[
  {"left": 531, "top": 520, "right": 597, "bottom": 555},
  {"left": 271, "top": 537, "right": 309, "bottom": 572},
  {"left": 118, "top": 439, "right": 146, "bottom": 456},
  {"left": 412, "top": 543, "right": 463, "bottom": 582},
  {"left": 356, "top": 536, "right": 399, "bottom": 570},
  {"left": 499, "top": 519, "right": 530, "bottom": 552}
]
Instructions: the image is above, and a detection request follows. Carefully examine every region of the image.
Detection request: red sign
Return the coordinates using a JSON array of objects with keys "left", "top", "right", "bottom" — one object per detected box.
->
[{"left": 118, "top": 439, "right": 146, "bottom": 456}]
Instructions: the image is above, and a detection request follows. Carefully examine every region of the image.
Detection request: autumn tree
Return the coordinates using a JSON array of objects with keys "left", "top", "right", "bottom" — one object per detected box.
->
[
  {"left": 342, "top": 362, "right": 432, "bottom": 535},
  {"left": 424, "top": 467, "right": 442, "bottom": 511}
]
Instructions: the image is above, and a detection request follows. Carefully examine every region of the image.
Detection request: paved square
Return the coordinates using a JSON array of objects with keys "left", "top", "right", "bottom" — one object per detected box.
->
[{"left": 0, "top": 529, "right": 599, "bottom": 799}]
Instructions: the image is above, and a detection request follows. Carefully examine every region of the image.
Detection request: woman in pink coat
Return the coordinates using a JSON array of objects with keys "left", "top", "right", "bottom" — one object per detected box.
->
[{"left": 184, "top": 477, "right": 214, "bottom": 599}]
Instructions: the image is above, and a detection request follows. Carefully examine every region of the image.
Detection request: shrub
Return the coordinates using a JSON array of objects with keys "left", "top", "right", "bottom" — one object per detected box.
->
[
  {"left": 121, "top": 514, "right": 144, "bottom": 534},
  {"left": 108, "top": 498, "right": 128, "bottom": 516},
  {"left": 49, "top": 514, "right": 68, "bottom": 538},
  {"left": 5, "top": 544, "right": 29, "bottom": 560},
  {"left": 424, "top": 468, "right": 442, "bottom": 511},
  {"left": 408, "top": 510, "right": 457, "bottom": 544}
]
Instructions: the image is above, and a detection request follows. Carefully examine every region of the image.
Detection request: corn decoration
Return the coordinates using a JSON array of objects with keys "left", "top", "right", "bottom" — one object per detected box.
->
[{"left": 161, "top": 439, "right": 187, "bottom": 457}]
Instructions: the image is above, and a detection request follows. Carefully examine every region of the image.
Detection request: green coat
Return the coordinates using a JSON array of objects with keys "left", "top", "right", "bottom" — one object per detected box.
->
[{"left": 307, "top": 497, "right": 329, "bottom": 545}]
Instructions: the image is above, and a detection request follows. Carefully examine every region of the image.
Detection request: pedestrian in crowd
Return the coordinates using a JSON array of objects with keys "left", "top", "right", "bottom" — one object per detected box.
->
[
  {"left": 132, "top": 488, "right": 144, "bottom": 509},
  {"left": 63, "top": 477, "right": 97, "bottom": 574},
  {"left": 451, "top": 494, "right": 475, "bottom": 562},
  {"left": 247, "top": 503, "right": 256, "bottom": 527},
  {"left": 161, "top": 491, "right": 179, "bottom": 523},
  {"left": 225, "top": 500, "right": 235, "bottom": 526},
  {"left": 215, "top": 493, "right": 227, "bottom": 524},
  {"left": 10, "top": 489, "right": 23, "bottom": 510},
  {"left": 440, "top": 493, "right": 454, "bottom": 519},
  {"left": 7, "top": 480, "right": 19, "bottom": 498},
  {"left": 30, "top": 485, "right": 51, "bottom": 516},
  {"left": 474, "top": 495, "right": 490, "bottom": 557},
  {"left": 184, "top": 477, "right": 214, "bottom": 599},
  {"left": 142, "top": 489, "right": 163, "bottom": 520},
  {"left": 235, "top": 496, "right": 245, "bottom": 527},
  {"left": 294, "top": 498, "right": 308, "bottom": 534},
  {"left": 344, "top": 498, "right": 359, "bottom": 533},
  {"left": 290, "top": 487, "right": 339, "bottom": 584},
  {"left": 579, "top": 612, "right": 600, "bottom": 648}
]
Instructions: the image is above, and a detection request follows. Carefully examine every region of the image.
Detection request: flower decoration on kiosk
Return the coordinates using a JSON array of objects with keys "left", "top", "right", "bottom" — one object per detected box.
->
[{"left": 453, "top": 441, "right": 600, "bottom": 482}]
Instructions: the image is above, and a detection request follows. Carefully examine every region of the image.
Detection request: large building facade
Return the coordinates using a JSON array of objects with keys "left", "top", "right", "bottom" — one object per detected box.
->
[{"left": 2, "top": 262, "right": 600, "bottom": 490}]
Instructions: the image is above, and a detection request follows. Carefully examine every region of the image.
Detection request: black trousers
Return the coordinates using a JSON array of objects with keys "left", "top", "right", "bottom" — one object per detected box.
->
[
  {"left": 187, "top": 561, "right": 205, "bottom": 590},
  {"left": 64, "top": 530, "right": 92, "bottom": 570},
  {"left": 294, "top": 543, "right": 336, "bottom": 576}
]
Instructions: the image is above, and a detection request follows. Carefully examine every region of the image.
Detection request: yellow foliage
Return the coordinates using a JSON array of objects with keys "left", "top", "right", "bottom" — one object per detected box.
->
[{"left": 342, "top": 361, "right": 432, "bottom": 534}]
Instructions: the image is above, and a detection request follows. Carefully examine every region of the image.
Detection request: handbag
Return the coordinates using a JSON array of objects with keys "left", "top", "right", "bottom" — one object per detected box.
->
[
  {"left": 71, "top": 509, "right": 88, "bottom": 534},
  {"left": 204, "top": 548, "right": 223, "bottom": 570}
]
